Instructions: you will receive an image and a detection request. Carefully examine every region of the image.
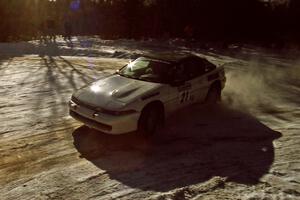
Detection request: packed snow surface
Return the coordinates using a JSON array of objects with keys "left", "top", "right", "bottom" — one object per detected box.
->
[{"left": 0, "top": 37, "right": 299, "bottom": 200}]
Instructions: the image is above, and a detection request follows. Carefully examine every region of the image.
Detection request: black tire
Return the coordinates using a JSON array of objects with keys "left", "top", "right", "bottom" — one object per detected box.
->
[
  {"left": 138, "top": 105, "right": 163, "bottom": 136},
  {"left": 205, "top": 84, "right": 221, "bottom": 104}
]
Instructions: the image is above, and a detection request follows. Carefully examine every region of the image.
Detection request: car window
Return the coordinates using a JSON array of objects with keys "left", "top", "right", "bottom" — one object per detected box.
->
[
  {"left": 128, "top": 59, "right": 150, "bottom": 71},
  {"left": 181, "top": 58, "right": 204, "bottom": 80},
  {"left": 182, "top": 58, "right": 216, "bottom": 80},
  {"left": 118, "top": 57, "right": 172, "bottom": 83},
  {"left": 202, "top": 59, "right": 216, "bottom": 73},
  {"left": 172, "top": 64, "right": 189, "bottom": 82}
]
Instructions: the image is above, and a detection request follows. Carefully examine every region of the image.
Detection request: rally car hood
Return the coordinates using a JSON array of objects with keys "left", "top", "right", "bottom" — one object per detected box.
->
[{"left": 73, "top": 74, "right": 162, "bottom": 110}]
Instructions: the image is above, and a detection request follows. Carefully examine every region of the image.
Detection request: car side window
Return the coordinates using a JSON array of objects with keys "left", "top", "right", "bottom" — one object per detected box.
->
[
  {"left": 202, "top": 59, "right": 216, "bottom": 73},
  {"left": 183, "top": 58, "right": 216, "bottom": 80},
  {"left": 182, "top": 58, "right": 205, "bottom": 80},
  {"left": 172, "top": 64, "right": 189, "bottom": 82},
  {"left": 169, "top": 58, "right": 216, "bottom": 82}
]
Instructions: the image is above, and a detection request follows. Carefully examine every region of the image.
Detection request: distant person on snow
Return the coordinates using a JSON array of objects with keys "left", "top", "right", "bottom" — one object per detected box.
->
[
  {"left": 184, "top": 25, "right": 194, "bottom": 40},
  {"left": 46, "top": 18, "right": 56, "bottom": 42},
  {"left": 64, "top": 20, "right": 73, "bottom": 42},
  {"left": 38, "top": 21, "right": 46, "bottom": 43},
  {"left": 184, "top": 24, "right": 194, "bottom": 47}
]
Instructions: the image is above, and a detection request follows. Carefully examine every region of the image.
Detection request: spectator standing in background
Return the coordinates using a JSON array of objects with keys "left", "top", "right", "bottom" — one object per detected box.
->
[
  {"left": 184, "top": 24, "right": 194, "bottom": 47},
  {"left": 64, "top": 19, "right": 73, "bottom": 42},
  {"left": 46, "top": 17, "right": 56, "bottom": 42},
  {"left": 184, "top": 25, "right": 194, "bottom": 40},
  {"left": 38, "top": 21, "right": 46, "bottom": 43}
]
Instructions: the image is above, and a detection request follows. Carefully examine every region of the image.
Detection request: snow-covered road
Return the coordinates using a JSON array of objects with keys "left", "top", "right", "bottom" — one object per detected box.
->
[{"left": 0, "top": 38, "right": 299, "bottom": 199}]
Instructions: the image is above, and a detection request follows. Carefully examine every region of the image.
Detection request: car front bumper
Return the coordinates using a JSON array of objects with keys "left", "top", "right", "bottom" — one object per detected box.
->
[{"left": 69, "top": 100, "right": 140, "bottom": 134}]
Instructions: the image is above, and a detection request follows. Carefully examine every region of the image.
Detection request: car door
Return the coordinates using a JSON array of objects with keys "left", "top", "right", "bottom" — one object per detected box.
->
[
  {"left": 165, "top": 58, "right": 217, "bottom": 114},
  {"left": 164, "top": 61, "right": 194, "bottom": 114},
  {"left": 182, "top": 57, "right": 212, "bottom": 103}
]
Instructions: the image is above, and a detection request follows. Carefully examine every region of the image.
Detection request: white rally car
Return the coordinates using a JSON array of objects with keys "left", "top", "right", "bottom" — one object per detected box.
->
[{"left": 69, "top": 53, "right": 226, "bottom": 135}]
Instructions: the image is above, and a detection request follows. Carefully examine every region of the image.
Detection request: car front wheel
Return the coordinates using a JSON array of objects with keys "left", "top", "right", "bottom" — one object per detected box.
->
[{"left": 138, "top": 105, "right": 163, "bottom": 136}]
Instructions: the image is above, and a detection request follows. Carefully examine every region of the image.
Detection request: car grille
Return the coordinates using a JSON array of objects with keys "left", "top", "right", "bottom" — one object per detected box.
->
[
  {"left": 70, "top": 110, "right": 112, "bottom": 131},
  {"left": 71, "top": 96, "right": 121, "bottom": 116}
]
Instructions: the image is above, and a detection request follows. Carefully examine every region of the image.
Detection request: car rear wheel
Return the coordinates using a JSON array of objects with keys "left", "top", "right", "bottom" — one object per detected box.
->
[
  {"left": 205, "top": 84, "right": 221, "bottom": 104},
  {"left": 138, "top": 105, "right": 163, "bottom": 136}
]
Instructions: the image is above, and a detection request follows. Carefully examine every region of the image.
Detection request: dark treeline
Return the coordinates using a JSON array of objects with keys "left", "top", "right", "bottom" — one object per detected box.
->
[{"left": 0, "top": 0, "right": 299, "bottom": 45}]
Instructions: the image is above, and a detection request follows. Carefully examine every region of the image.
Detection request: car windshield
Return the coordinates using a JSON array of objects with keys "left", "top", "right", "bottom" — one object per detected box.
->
[{"left": 117, "top": 57, "right": 172, "bottom": 83}]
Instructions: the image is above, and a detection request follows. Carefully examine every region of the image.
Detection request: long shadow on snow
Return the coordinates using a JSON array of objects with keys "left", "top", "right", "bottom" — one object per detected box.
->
[
  {"left": 73, "top": 105, "right": 281, "bottom": 191},
  {"left": 72, "top": 103, "right": 281, "bottom": 192}
]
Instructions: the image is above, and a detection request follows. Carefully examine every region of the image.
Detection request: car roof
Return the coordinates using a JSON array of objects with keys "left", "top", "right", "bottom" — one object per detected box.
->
[{"left": 140, "top": 52, "right": 200, "bottom": 63}]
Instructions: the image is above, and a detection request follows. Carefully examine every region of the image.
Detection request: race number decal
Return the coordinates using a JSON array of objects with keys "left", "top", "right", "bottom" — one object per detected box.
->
[
  {"left": 178, "top": 82, "right": 192, "bottom": 104},
  {"left": 180, "top": 91, "right": 190, "bottom": 103}
]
